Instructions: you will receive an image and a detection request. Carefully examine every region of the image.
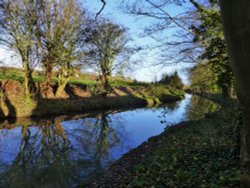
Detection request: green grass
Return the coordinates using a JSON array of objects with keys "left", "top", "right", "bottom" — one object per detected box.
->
[
  {"left": 110, "top": 79, "right": 146, "bottom": 87},
  {"left": 68, "top": 79, "right": 97, "bottom": 85},
  {"left": 0, "top": 67, "right": 144, "bottom": 87},
  {"left": 0, "top": 68, "right": 24, "bottom": 81},
  {"left": 139, "top": 84, "right": 184, "bottom": 101},
  {"left": 0, "top": 67, "right": 44, "bottom": 83}
]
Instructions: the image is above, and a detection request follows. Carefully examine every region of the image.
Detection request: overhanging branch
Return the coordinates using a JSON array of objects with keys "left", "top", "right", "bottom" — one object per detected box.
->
[{"left": 95, "top": 0, "right": 106, "bottom": 19}]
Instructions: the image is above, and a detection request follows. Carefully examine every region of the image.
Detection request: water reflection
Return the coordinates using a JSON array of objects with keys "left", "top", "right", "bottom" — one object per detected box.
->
[
  {"left": 186, "top": 95, "right": 219, "bottom": 120},
  {"left": 157, "top": 94, "right": 192, "bottom": 127},
  {"left": 0, "top": 94, "right": 218, "bottom": 187},
  {"left": 0, "top": 113, "right": 127, "bottom": 187},
  {"left": 65, "top": 113, "right": 127, "bottom": 169},
  {"left": 0, "top": 118, "right": 75, "bottom": 187}
]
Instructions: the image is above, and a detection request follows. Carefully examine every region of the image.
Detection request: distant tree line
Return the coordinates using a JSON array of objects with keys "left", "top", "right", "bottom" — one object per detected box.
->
[{"left": 158, "top": 71, "right": 184, "bottom": 90}]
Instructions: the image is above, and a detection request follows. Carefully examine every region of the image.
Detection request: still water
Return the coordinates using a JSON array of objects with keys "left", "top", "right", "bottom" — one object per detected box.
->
[{"left": 0, "top": 94, "right": 218, "bottom": 187}]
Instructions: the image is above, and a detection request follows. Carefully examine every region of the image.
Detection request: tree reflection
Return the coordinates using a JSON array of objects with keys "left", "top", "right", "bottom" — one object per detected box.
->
[
  {"left": 186, "top": 95, "right": 219, "bottom": 120},
  {"left": 0, "top": 113, "right": 127, "bottom": 187},
  {"left": 165, "top": 101, "right": 180, "bottom": 111},
  {"left": 68, "top": 112, "right": 126, "bottom": 171},
  {"left": 94, "top": 113, "right": 125, "bottom": 166},
  {"left": 0, "top": 117, "right": 78, "bottom": 187},
  {"left": 158, "top": 101, "right": 180, "bottom": 125}
]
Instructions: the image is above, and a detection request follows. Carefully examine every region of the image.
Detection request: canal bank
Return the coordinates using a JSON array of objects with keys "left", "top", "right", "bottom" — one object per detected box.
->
[
  {"left": 0, "top": 94, "right": 239, "bottom": 187},
  {"left": 87, "top": 97, "right": 240, "bottom": 187},
  {"left": 0, "top": 94, "right": 190, "bottom": 187},
  {"left": 0, "top": 80, "right": 184, "bottom": 118}
]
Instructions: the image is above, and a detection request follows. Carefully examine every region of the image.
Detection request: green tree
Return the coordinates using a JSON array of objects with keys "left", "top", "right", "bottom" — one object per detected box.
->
[
  {"left": 160, "top": 73, "right": 171, "bottom": 85},
  {"left": 122, "top": 0, "right": 234, "bottom": 97},
  {"left": 160, "top": 71, "right": 184, "bottom": 90},
  {"left": 190, "top": 0, "right": 234, "bottom": 97},
  {"left": 190, "top": 62, "right": 219, "bottom": 94},
  {"left": 169, "top": 71, "right": 184, "bottom": 90}
]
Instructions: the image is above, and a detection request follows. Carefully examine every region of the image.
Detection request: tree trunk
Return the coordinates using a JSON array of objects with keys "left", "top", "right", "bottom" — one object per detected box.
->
[
  {"left": 103, "top": 73, "right": 110, "bottom": 92},
  {"left": 55, "top": 77, "right": 70, "bottom": 98},
  {"left": 42, "top": 62, "right": 53, "bottom": 98},
  {"left": 44, "top": 62, "right": 53, "bottom": 87},
  {"left": 219, "top": 0, "right": 250, "bottom": 186},
  {"left": 23, "top": 61, "right": 34, "bottom": 98},
  {"left": 100, "top": 73, "right": 110, "bottom": 97},
  {"left": 221, "top": 85, "right": 229, "bottom": 99}
]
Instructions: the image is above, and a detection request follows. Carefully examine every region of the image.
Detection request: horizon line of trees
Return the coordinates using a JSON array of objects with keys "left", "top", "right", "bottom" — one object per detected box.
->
[{"left": 158, "top": 71, "right": 184, "bottom": 90}]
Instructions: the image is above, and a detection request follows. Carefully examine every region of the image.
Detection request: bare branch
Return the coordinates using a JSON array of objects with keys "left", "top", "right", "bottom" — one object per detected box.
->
[
  {"left": 95, "top": 0, "right": 106, "bottom": 19},
  {"left": 144, "top": 0, "right": 196, "bottom": 36}
]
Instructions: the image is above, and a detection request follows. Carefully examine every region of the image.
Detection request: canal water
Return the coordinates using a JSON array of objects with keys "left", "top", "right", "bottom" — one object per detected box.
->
[{"left": 0, "top": 94, "right": 218, "bottom": 187}]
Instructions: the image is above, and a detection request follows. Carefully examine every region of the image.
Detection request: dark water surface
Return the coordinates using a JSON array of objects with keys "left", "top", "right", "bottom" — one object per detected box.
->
[{"left": 0, "top": 94, "right": 218, "bottom": 187}]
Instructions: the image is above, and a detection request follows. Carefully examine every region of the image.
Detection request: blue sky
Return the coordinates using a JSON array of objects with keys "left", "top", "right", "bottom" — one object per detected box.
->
[{"left": 83, "top": 0, "right": 193, "bottom": 83}]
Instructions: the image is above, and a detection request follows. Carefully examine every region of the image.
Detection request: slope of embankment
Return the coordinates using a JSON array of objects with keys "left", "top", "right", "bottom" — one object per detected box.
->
[{"left": 0, "top": 80, "right": 184, "bottom": 118}]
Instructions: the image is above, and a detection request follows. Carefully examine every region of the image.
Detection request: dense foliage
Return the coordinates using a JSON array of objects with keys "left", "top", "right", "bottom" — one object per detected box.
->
[
  {"left": 159, "top": 71, "right": 184, "bottom": 90},
  {"left": 190, "top": 62, "right": 219, "bottom": 94},
  {"left": 190, "top": 0, "right": 234, "bottom": 97}
]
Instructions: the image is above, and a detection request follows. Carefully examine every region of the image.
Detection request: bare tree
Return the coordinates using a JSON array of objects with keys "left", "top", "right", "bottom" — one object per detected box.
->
[
  {"left": 96, "top": 0, "right": 107, "bottom": 19},
  {"left": 85, "top": 19, "right": 129, "bottom": 96},
  {"left": 120, "top": 0, "right": 200, "bottom": 65},
  {"left": 36, "top": 0, "right": 86, "bottom": 97},
  {"left": 0, "top": 0, "right": 41, "bottom": 97}
]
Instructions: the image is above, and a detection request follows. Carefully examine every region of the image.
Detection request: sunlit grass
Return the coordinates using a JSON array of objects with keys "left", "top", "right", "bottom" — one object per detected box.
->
[
  {"left": 68, "top": 79, "right": 97, "bottom": 85},
  {"left": 0, "top": 67, "right": 142, "bottom": 87}
]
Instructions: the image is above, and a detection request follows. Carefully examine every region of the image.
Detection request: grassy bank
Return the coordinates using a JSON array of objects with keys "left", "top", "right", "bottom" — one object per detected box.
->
[
  {"left": 88, "top": 99, "right": 240, "bottom": 187},
  {"left": 0, "top": 80, "right": 184, "bottom": 118},
  {"left": 0, "top": 66, "right": 145, "bottom": 87}
]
